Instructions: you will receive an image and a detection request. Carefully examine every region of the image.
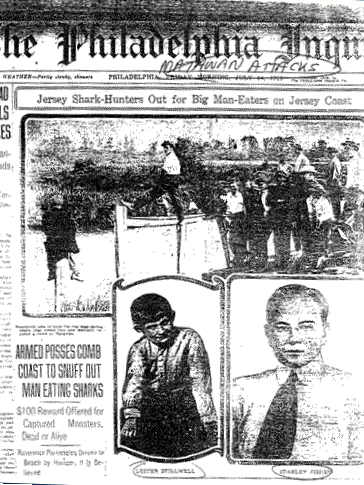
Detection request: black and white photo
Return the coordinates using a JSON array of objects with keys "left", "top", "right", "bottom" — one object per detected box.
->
[
  {"left": 229, "top": 278, "right": 364, "bottom": 463},
  {"left": 113, "top": 276, "right": 223, "bottom": 461}
]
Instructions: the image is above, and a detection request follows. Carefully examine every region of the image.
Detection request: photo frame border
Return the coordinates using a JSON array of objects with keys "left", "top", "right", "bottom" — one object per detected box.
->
[{"left": 112, "top": 274, "right": 226, "bottom": 463}]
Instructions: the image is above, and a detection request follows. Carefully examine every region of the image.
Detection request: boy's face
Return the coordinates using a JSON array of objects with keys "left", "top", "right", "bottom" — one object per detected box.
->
[
  {"left": 265, "top": 297, "right": 328, "bottom": 368},
  {"left": 303, "top": 172, "right": 315, "bottom": 181},
  {"left": 140, "top": 313, "right": 175, "bottom": 346},
  {"left": 342, "top": 147, "right": 356, "bottom": 160}
]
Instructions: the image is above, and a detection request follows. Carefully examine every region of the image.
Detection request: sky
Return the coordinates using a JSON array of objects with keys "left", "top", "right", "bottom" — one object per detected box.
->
[{"left": 26, "top": 117, "right": 363, "bottom": 155}]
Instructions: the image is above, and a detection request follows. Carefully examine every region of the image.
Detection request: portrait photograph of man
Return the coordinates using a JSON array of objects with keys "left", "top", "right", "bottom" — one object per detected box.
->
[
  {"left": 113, "top": 278, "right": 222, "bottom": 461},
  {"left": 229, "top": 279, "right": 363, "bottom": 463}
]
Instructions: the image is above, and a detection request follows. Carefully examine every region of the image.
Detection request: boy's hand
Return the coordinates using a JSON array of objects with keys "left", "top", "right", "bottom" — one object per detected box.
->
[{"left": 121, "top": 417, "right": 140, "bottom": 438}]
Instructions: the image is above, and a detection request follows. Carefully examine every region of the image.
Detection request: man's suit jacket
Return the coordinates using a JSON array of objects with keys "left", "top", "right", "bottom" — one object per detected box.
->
[{"left": 232, "top": 360, "right": 363, "bottom": 461}]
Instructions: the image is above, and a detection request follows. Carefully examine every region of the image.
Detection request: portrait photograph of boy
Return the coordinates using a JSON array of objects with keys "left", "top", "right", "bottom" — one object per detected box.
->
[{"left": 113, "top": 277, "right": 222, "bottom": 461}]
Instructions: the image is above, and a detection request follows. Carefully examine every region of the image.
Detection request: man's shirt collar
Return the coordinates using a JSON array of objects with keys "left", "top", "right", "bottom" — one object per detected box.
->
[{"left": 276, "top": 356, "right": 325, "bottom": 386}]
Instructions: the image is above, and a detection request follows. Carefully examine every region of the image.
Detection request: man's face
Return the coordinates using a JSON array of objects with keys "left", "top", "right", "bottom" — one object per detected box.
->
[
  {"left": 163, "top": 145, "right": 172, "bottom": 156},
  {"left": 343, "top": 147, "right": 355, "bottom": 160},
  {"left": 140, "top": 313, "right": 175, "bottom": 346},
  {"left": 265, "top": 297, "right": 328, "bottom": 368}
]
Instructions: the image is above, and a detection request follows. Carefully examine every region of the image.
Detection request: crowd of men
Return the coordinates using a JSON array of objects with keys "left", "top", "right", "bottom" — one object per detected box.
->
[
  {"left": 117, "top": 137, "right": 364, "bottom": 274},
  {"left": 220, "top": 140, "right": 364, "bottom": 273}
]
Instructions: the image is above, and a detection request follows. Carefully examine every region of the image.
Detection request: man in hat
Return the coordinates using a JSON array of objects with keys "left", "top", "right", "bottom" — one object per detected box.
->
[
  {"left": 265, "top": 157, "right": 295, "bottom": 272},
  {"left": 244, "top": 173, "right": 271, "bottom": 271},
  {"left": 294, "top": 161, "right": 331, "bottom": 270},
  {"left": 326, "top": 147, "right": 343, "bottom": 220},
  {"left": 340, "top": 140, "right": 364, "bottom": 262},
  {"left": 220, "top": 180, "right": 249, "bottom": 267},
  {"left": 293, "top": 146, "right": 310, "bottom": 174},
  {"left": 42, "top": 194, "right": 83, "bottom": 282},
  {"left": 342, "top": 139, "right": 364, "bottom": 192},
  {"left": 122, "top": 141, "right": 184, "bottom": 223},
  {"left": 232, "top": 284, "right": 363, "bottom": 461},
  {"left": 120, "top": 293, "right": 218, "bottom": 458}
]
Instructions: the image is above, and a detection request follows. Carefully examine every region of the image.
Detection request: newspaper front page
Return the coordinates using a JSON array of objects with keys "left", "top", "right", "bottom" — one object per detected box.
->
[{"left": 0, "top": 0, "right": 363, "bottom": 483}]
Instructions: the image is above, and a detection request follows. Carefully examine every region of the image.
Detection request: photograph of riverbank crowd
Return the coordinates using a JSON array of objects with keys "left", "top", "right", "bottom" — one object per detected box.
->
[{"left": 23, "top": 116, "right": 364, "bottom": 313}]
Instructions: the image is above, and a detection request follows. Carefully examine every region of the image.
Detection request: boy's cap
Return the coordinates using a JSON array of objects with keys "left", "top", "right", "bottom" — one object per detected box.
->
[
  {"left": 341, "top": 139, "right": 359, "bottom": 151},
  {"left": 161, "top": 140, "right": 175, "bottom": 148}
]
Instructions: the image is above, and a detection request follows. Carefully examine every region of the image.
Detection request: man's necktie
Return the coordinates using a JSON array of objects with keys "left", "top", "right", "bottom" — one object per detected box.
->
[{"left": 252, "top": 370, "right": 298, "bottom": 459}]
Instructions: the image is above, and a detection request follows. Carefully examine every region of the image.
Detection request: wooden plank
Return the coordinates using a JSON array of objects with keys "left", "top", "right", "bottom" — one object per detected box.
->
[
  {"left": 176, "top": 223, "right": 182, "bottom": 274},
  {"left": 55, "top": 259, "right": 67, "bottom": 312},
  {"left": 126, "top": 213, "right": 206, "bottom": 228},
  {"left": 115, "top": 205, "right": 127, "bottom": 279},
  {"left": 215, "top": 216, "right": 231, "bottom": 268}
]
